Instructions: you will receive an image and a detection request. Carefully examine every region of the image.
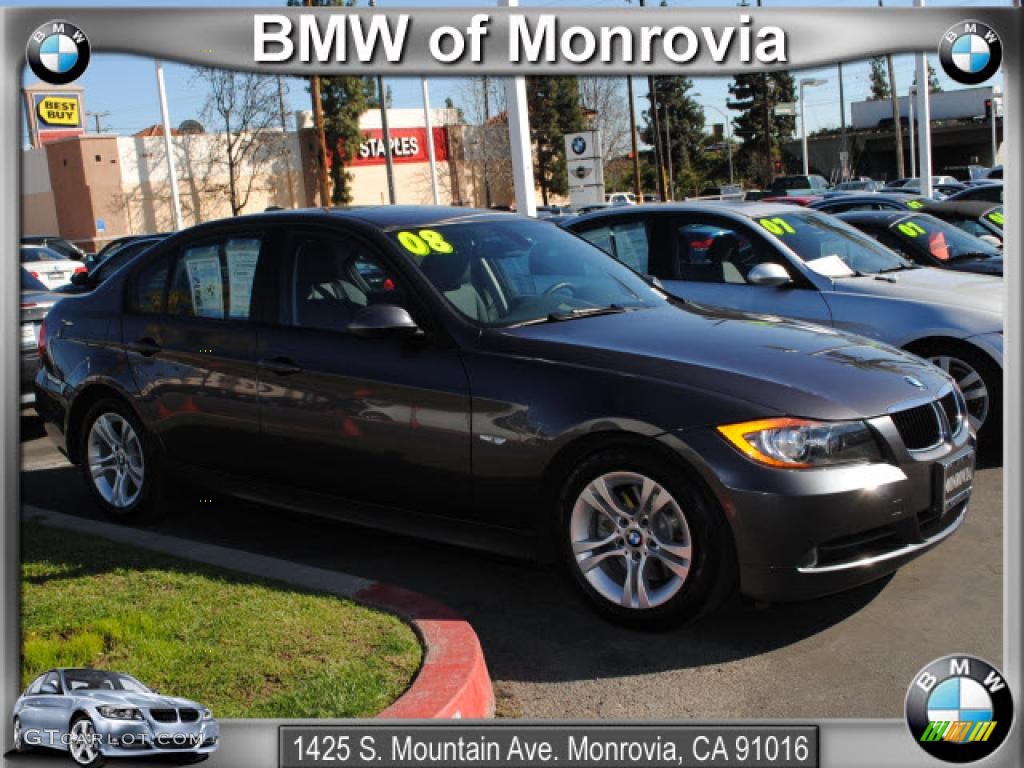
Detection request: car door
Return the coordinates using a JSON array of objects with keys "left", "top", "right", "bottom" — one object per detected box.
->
[
  {"left": 122, "top": 232, "right": 269, "bottom": 477},
  {"left": 657, "top": 213, "right": 833, "bottom": 324},
  {"left": 256, "top": 225, "right": 472, "bottom": 519}
]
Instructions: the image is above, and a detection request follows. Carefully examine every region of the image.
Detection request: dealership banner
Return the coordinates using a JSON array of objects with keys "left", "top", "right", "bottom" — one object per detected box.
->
[{"left": 280, "top": 725, "right": 818, "bottom": 768}]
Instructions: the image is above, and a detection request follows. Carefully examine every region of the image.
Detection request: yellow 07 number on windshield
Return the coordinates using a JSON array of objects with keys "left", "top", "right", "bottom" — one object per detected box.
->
[
  {"left": 758, "top": 217, "right": 797, "bottom": 236},
  {"left": 397, "top": 229, "right": 454, "bottom": 256}
]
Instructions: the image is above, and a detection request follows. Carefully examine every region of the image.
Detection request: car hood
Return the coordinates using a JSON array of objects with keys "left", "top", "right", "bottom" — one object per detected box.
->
[
  {"left": 79, "top": 690, "right": 205, "bottom": 711},
  {"left": 946, "top": 256, "right": 1003, "bottom": 275},
  {"left": 831, "top": 266, "right": 1002, "bottom": 315},
  {"left": 496, "top": 303, "right": 953, "bottom": 421}
]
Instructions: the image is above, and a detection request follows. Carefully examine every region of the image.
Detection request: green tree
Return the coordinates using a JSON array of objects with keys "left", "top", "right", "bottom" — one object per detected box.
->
[
  {"left": 727, "top": 71, "right": 797, "bottom": 186},
  {"left": 640, "top": 75, "right": 706, "bottom": 199},
  {"left": 869, "top": 57, "right": 891, "bottom": 99},
  {"left": 526, "top": 76, "right": 585, "bottom": 204},
  {"left": 289, "top": 0, "right": 372, "bottom": 205}
]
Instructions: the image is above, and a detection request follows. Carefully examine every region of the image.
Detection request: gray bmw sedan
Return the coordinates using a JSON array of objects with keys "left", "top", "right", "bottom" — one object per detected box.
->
[{"left": 33, "top": 207, "right": 974, "bottom": 627}]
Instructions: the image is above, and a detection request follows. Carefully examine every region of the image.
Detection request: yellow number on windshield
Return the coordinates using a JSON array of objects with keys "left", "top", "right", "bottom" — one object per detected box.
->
[
  {"left": 758, "top": 217, "right": 797, "bottom": 236},
  {"left": 397, "top": 230, "right": 454, "bottom": 256}
]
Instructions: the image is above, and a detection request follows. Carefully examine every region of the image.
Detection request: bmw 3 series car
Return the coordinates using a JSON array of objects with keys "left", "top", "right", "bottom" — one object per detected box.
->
[
  {"left": 35, "top": 207, "right": 975, "bottom": 627},
  {"left": 12, "top": 668, "right": 218, "bottom": 766},
  {"left": 564, "top": 202, "right": 1003, "bottom": 447}
]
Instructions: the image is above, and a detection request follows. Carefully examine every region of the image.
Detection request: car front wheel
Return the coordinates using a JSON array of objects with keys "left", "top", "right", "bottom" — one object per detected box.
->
[
  {"left": 13, "top": 716, "right": 29, "bottom": 753},
  {"left": 560, "top": 449, "right": 734, "bottom": 628},
  {"left": 68, "top": 715, "right": 105, "bottom": 767},
  {"left": 79, "top": 399, "right": 162, "bottom": 523},
  {"left": 920, "top": 344, "right": 1001, "bottom": 450}
]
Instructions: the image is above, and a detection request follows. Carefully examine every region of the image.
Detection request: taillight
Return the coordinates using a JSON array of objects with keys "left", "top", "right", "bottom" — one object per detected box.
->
[
  {"left": 74, "top": 265, "right": 87, "bottom": 274},
  {"left": 38, "top": 317, "right": 47, "bottom": 361},
  {"left": 30, "top": 271, "right": 40, "bottom": 279}
]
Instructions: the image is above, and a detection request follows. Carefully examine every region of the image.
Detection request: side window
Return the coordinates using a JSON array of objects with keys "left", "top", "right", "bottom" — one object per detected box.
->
[
  {"left": 576, "top": 221, "right": 649, "bottom": 273},
  {"left": 167, "top": 236, "right": 264, "bottom": 320},
  {"left": 674, "top": 220, "right": 780, "bottom": 285},
  {"left": 283, "top": 234, "right": 409, "bottom": 333},
  {"left": 41, "top": 671, "right": 61, "bottom": 694},
  {"left": 131, "top": 253, "right": 171, "bottom": 314},
  {"left": 27, "top": 674, "right": 46, "bottom": 695}
]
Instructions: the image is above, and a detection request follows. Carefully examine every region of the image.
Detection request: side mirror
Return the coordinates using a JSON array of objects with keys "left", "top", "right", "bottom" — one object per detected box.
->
[
  {"left": 41, "top": 682, "right": 59, "bottom": 694},
  {"left": 978, "top": 234, "right": 1003, "bottom": 250},
  {"left": 643, "top": 274, "right": 665, "bottom": 290},
  {"left": 348, "top": 304, "right": 423, "bottom": 339},
  {"left": 747, "top": 263, "right": 793, "bottom": 287},
  {"left": 70, "top": 271, "right": 92, "bottom": 287}
]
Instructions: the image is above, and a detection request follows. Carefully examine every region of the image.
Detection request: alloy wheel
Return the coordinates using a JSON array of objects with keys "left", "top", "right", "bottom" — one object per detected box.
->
[
  {"left": 13, "top": 717, "right": 23, "bottom": 751},
  {"left": 570, "top": 471, "right": 693, "bottom": 610},
  {"left": 69, "top": 718, "right": 99, "bottom": 765},
  {"left": 928, "top": 355, "right": 989, "bottom": 432},
  {"left": 87, "top": 412, "right": 145, "bottom": 509}
]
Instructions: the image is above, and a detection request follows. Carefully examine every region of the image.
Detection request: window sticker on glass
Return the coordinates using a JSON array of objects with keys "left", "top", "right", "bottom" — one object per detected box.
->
[
  {"left": 987, "top": 210, "right": 1004, "bottom": 226},
  {"left": 226, "top": 239, "right": 260, "bottom": 319},
  {"left": 397, "top": 229, "right": 454, "bottom": 256},
  {"left": 906, "top": 200, "right": 925, "bottom": 209},
  {"left": 184, "top": 246, "right": 224, "bottom": 319},
  {"left": 897, "top": 221, "right": 927, "bottom": 238},
  {"left": 758, "top": 217, "right": 797, "bottom": 236}
]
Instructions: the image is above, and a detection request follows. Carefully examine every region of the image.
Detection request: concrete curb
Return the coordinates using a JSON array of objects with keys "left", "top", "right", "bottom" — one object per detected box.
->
[{"left": 23, "top": 505, "right": 495, "bottom": 720}]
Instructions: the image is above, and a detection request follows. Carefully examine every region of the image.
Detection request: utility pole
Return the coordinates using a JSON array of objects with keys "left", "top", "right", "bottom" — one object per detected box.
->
[
  {"left": 662, "top": 104, "right": 674, "bottom": 199},
  {"left": 909, "top": 85, "right": 917, "bottom": 178},
  {"left": 305, "top": 0, "right": 331, "bottom": 207},
  {"left": 154, "top": 60, "right": 183, "bottom": 230},
  {"left": 481, "top": 75, "right": 492, "bottom": 208},
  {"left": 757, "top": 0, "right": 773, "bottom": 184},
  {"left": 627, "top": 76, "right": 642, "bottom": 201},
  {"left": 421, "top": 78, "right": 441, "bottom": 205},
  {"left": 837, "top": 62, "right": 848, "bottom": 180},
  {"left": 277, "top": 76, "right": 297, "bottom": 209},
  {"left": 89, "top": 110, "right": 110, "bottom": 134},
  {"left": 880, "top": 0, "right": 905, "bottom": 180},
  {"left": 639, "top": 0, "right": 667, "bottom": 201},
  {"left": 913, "top": 0, "right": 933, "bottom": 198},
  {"left": 500, "top": 0, "right": 537, "bottom": 216},
  {"left": 368, "top": 0, "right": 396, "bottom": 204}
]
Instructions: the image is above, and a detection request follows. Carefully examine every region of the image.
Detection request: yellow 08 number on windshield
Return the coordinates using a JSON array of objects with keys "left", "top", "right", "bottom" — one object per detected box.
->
[
  {"left": 758, "top": 217, "right": 797, "bottom": 236},
  {"left": 397, "top": 229, "right": 454, "bottom": 256}
]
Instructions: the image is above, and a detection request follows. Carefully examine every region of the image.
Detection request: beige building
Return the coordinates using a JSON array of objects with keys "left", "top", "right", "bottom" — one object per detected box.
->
[{"left": 22, "top": 108, "right": 476, "bottom": 253}]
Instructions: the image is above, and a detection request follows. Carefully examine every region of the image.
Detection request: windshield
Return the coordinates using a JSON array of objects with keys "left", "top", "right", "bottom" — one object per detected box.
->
[
  {"left": 388, "top": 219, "right": 665, "bottom": 327},
  {"left": 890, "top": 214, "right": 1001, "bottom": 261},
  {"left": 63, "top": 669, "right": 151, "bottom": 693},
  {"left": 21, "top": 246, "right": 66, "bottom": 263},
  {"left": 753, "top": 210, "right": 914, "bottom": 275}
]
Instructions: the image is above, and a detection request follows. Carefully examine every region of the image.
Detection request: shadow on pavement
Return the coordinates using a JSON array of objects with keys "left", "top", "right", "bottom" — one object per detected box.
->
[{"left": 22, "top": 461, "right": 899, "bottom": 685}]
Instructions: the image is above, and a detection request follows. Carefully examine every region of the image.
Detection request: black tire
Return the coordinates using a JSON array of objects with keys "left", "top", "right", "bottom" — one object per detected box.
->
[
  {"left": 558, "top": 448, "right": 735, "bottom": 629},
  {"left": 13, "top": 716, "right": 30, "bottom": 754},
  {"left": 78, "top": 398, "right": 164, "bottom": 524},
  {"left": 912, "top": 341, "right": 1002, "bottom": 453},
  {"left": 67, "top": 714, "right": 105, "bottom": 768}
]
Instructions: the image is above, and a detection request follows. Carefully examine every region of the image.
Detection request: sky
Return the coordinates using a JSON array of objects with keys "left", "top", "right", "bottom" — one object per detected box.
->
[{"left": 16, "top": 0, "right": 1012, "bottom": 148}]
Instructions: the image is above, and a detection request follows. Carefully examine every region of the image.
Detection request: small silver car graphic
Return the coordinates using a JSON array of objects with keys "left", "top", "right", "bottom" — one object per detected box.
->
[{"left": 12, "top": 668, "right": 219, "bottom": 767}]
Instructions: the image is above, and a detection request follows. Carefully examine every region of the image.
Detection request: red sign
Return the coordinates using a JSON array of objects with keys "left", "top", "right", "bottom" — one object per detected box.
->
[{"left": 348, "top": 127, "right": 448, "bottom": 167}]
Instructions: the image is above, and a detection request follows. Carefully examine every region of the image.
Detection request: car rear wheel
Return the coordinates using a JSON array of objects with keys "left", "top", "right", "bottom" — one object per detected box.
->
[
  {"left": 559, "top": 449, "right": 734, "bottom": 628},
  {"left": 79, "top": 399, "right": 163, "bottom": 523},
  {"left": 68, "top": 715, "right": 105, "bottom": 767},
  {"left": 13, "top": 716, "right": 29, "bottom": 753}
]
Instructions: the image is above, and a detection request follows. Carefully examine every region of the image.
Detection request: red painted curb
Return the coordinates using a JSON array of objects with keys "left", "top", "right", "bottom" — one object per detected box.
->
[{"left": 354, "top": 583, "right": 495, "bottom": 720}]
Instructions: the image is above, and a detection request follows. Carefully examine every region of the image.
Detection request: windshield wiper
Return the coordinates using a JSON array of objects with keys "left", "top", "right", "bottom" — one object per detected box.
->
[
  {"left": 948, "top": 252, "right": 997, "bottom": 262},
  {"left": 876, "top": 264, "right": 917, "bottom": 273},
  {"left": 509, "top": 304, "right": 636, "bottom": 327}
]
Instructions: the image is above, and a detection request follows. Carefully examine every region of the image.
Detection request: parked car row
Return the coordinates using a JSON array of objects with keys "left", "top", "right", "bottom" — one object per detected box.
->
[{"left": 31, "top": 203, "right": 986, "bottom": 629}]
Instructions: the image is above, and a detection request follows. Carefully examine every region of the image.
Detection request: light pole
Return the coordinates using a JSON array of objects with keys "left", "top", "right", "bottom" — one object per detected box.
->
[
  {"left": 908, "top": 86, "right": 917, "bottom": 178},
  {"left": 799, "top": 78, "right": 827, "bottom": 176},
  {"left": 660, "top": 103, "right": 674, "bottom": 200},
  {"left": 991, "top": 87, "right": 1001, "bottom": 167},
  {"left": 698, "top": 94, "right": 734, "bottom": 186}
]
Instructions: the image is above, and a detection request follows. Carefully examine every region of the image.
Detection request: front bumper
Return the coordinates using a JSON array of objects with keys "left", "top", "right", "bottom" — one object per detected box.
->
[
  {"left": 94, "top": 716, "right": 220, "bottom": 758},
  {"left": 664, "top": 416, "right": 974, "bottom": 602}
]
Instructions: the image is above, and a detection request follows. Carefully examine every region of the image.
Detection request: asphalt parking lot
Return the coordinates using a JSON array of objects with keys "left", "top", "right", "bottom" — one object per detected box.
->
[{"left": 20, "top": 412, "right": 1003, "bottom": 720}]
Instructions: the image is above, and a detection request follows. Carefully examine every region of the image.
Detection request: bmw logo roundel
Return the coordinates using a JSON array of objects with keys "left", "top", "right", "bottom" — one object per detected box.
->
[
  {"left": 26, "top": 20, "right": 91, "bottom": 85},
  {"left": 905, "top": 654, "right": 1014, "bottom": 763},
  {"left": 938, "top": 21, "right": 1002, "bottom": 86},
  {"left": 571, "top": 136, "right": 587, "bottom": 155}
]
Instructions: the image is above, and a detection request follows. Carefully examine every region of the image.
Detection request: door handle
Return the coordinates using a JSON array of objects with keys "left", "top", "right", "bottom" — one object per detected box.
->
[
  {"left": 258, "top": 357, "right": 303, "bottom": 376},
  {"left": 127, "top": 338, "right": 161, "bottom": 357}
]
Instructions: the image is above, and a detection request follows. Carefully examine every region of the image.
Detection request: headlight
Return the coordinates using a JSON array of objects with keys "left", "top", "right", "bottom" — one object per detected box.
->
[
  {"left": 717, "top": 418, "right": 882, "bottom": 468},
  {"left": 202, "top": 708, "right": 213, "bottom": 721},
  {"left": 97, "top": 705, "right": 143, "bottom": 720}
]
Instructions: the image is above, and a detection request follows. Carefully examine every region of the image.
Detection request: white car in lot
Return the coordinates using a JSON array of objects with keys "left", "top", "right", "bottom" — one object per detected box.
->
[{"left": 21, "top": 245, "right": 85, "bottom": 290}]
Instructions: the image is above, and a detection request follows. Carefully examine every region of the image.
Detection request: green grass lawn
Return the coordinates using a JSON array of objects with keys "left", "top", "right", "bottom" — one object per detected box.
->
[{"left": 21, "top": 521, "right": 422, "bottom": 718}]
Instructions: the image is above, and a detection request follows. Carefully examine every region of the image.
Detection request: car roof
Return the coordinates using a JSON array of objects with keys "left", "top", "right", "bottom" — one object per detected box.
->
[
  {"left": 834, "top": 210, "right": 911, "bottom": 224},
  {"left": 811, "top": 193, "right": 924, "bottom": 206},
  {"left": 567, "top": 200, "right": 807, "bottom": 226},
  {"left": 920, "top": 200, "right": 1001, "bottom": 217}
]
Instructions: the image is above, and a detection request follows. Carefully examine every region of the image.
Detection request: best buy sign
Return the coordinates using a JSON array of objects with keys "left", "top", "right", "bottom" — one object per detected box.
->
[{"left": 36, "top": 95, "right": 81, "bottom": 127}]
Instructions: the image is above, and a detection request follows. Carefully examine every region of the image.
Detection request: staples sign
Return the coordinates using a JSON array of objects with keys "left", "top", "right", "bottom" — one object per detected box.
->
[{"left": 350, "top": 127, "right": 448, "bottom": 167}]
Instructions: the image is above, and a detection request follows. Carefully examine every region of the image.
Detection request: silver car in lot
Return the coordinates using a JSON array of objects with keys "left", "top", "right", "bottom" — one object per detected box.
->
[
  {"left": 564, "top": 202, "right": 1003, "bottom": 446},
  {"left": 12, "top": 668, "right": 219, "bottom": 766}
]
